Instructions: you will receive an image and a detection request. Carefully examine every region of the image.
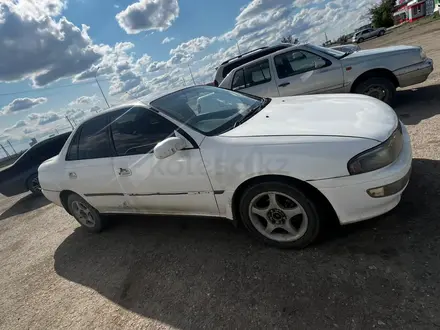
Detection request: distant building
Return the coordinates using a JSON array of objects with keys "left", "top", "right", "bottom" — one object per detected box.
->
[{"left": 393, "top": 0, "right": 439, "bottom": 24}]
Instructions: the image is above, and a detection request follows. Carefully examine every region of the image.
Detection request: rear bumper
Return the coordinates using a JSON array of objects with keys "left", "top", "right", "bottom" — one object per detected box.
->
[
  {"left": 41, "top": 189, "right": 63, "bottom": 207},
  {"left": 0, "top": 179, "right": 28, "bottom": 197},
  {"left": 309, "top": 122, "right": 412, "bottom": 225},
  {"left": 395, "top": 58, "right": 434, "bottom": 87}
]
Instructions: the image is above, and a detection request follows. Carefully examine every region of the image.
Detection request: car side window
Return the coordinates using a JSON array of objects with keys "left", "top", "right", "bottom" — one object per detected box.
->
[
  {"left": 232, "top": 69, "right": 245, "bottom": 90},
  {"left": 274, "top": 50, "right": 328, "bottom": 79},
  {"left": 243, "top": 60, "right": 271, "bottom": 88},
  {"left": 77, "top": 115, "right": 112, "bottom": 160},
  {"left": 66, "top": 131, "right": 80, "bottom": 161},
  {"left": 110, "top": 107, "right": 177, "bottom": 157}
]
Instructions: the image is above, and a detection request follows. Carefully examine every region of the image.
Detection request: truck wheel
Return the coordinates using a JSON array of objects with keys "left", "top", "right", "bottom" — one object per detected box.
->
[
  {"left": 27, "top": 173, "right": 42, "bottom": 196},
  {"left": 67, "top": 193, "right": 107, "bottom": 233},
  {"left": 354, "top": 77, "right": 396, "bottom": 105}
]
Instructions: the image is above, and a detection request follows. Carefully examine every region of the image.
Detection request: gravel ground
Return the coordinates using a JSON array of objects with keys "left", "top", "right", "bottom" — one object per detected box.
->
[{"left": 1, "top": 21, "right": 440, "bottom": 330}]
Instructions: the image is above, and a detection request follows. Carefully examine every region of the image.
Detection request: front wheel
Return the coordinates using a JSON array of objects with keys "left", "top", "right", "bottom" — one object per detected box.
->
[
  {"left": 67, "top": 194, "right": 107, "bottom": 233},
  {"left": 357, "top": 37, "right": 364, "bottom": 43},
  {"left": 27, "top": 173, "right": 42, "bottom": 196},
  {"left": 354, "top": 77, "right": 396, "bottom": 105},
  {"left": 238, "top": 182, "right": 321, "bottom": 249}
]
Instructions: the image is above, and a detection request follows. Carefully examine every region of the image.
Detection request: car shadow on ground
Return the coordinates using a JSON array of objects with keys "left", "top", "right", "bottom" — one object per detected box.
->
[
  {"left": 54, "top": 158, "right": 440, "bottom": 329},
  {"left": 0, "top": 194, "right": 50, "bottom": 221},
  {"left": 394, "top": 83, "right": 440, "bottom": 125}
]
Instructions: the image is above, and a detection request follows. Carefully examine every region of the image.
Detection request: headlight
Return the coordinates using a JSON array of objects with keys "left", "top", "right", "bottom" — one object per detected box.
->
[
  {"left": 348, "top": 123, "right": 403, "bottom": 175},
  {"left": 420, "top": 48, "right": 426, "bottom": 60}
]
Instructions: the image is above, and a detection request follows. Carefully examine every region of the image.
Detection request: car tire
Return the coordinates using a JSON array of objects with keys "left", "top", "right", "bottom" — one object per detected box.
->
[
  {"left": 378, "top": 30, "right": 385, "bottom": 36},
  {"left": 357, "top": 37, "right": 364, "bottom": 43},
  {"left": 238, "top": 181, "right": 321, "bottom": 249},
  {"left": 354, "top": 76, "right": 396, "bottom": 105},
  {"left": 67, "top": 193, "right": 107, "bottom": 233},
  {"left": 27, "top": 173, "right": 42, "bottom": 196}
]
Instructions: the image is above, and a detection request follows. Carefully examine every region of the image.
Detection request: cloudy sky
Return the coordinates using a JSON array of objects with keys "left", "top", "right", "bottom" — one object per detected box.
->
[{"left": 0, "top": 0, "right": 378, "bottom": 153}]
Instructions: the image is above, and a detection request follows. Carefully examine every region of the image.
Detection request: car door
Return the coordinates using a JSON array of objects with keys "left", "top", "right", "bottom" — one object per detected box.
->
[
  {"left": 62, "top": 115, "right": 124, "bottom": 213},
  {"left": 232, "top": 59, "right": 280, "bottom": 97},
  {"left": 109, "top": 106, "right": 219, "bottom": 216},
  {"left": 273, "top": 48, "right": 344, "bottom": 96},
  {"left": 365, "top": 29, "right": 374, "bottom": 39}
]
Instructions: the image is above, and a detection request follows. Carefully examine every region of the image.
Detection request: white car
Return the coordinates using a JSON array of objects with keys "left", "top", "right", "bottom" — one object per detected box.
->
[{"left": 39, "top": 86, "right": 412, "bottom": 248}]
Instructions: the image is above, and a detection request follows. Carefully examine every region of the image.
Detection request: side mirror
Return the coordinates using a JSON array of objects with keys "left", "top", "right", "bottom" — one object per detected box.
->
[
  {"left": 314, "top": 59, "right": 326, "bottom": 69},
  {"left": 154, "top": 137, "right": 186, "bottom": 159}
]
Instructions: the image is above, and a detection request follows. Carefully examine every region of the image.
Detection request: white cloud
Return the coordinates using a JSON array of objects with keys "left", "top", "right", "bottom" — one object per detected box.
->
[
  {"left": 68, "top": 95, "right": 98, "bottom": 106},
  {"left": 37, "top": 111, "right": 62, "bottom": 125},
  {"left": 114, "top": 4, "right": 120, "bottom": 9},
  {"left": 161, "top": 36, "right": 175, "bottom": 44},
  {"left": 3, "top": 119, "right": 28, "bottom": 132},
  {"left": 116, "top": 0, "right": 179, "bottom": 34},
  {"left": 0, "top": 1, "right": 103, "bottom": 87},
  {"left": 2, "top": 97, "right": 47, "bottom": 114}
]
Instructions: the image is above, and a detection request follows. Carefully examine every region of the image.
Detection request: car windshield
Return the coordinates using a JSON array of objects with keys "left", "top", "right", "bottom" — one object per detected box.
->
[
  {"left": 150, "top": 86, "right": 264, "bottom": 136},
  {"left": 309, "top": 44, "right": 346, "bottom": 59}
]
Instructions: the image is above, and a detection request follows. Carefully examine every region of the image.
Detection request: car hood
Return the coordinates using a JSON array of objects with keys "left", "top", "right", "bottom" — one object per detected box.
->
[
  {"left": 342, "top": 45, "right": 418, "bottom": 61},
  {"left": 222, "top": 94, "right": 398, "bottom": 142}
]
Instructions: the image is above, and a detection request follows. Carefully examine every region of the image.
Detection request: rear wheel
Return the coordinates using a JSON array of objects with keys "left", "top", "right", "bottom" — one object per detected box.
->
[
  {"left": 378, "top": 30, "right": 385, "bottom": 36},
  {"left": 27, "top": 173, "right": 42, "bottom": 196},
  {"left": 238, "top": 181, "right": 321, "bottom": 249},
  {"left": 67, "top": 194, "right": 106, "bottom": 233},
  {"left": 354, "top": 76, "right": 396, "bottom": 105}
]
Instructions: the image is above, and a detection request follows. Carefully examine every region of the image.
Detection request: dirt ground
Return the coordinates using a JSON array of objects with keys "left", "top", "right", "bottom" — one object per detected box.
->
[{"left": 1, "top": 21, "right": 440, "bottom": 330}]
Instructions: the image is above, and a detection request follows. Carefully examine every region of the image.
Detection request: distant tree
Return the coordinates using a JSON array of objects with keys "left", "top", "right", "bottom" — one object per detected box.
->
[
  {"left": 281, "top": 35, "right": 299, "bottom": 44},
  {"left": 369, "top": 0, "right": 395, "bottom": 28}
]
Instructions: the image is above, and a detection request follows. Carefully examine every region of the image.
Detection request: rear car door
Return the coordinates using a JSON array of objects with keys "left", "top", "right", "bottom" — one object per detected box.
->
[
  {"left": 63, "top": 115, "right": 124, "bottom": 213},
  {"left": 273, "top": 48, "right": 344, "bottom": 97},
  {"left": 109, "top": 106, "right": 219, "bottom": 216},
  {"left": 232, "top": 59, "right": 280, "bottom": 97}
]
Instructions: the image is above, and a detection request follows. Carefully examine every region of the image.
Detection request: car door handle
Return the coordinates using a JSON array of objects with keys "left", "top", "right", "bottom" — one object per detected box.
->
[
  {"left": 118, "top": 168, "right": 132, "bottom": 176},
  {"left": 278, "top": 82, "right": 290, "bottom": 87},
  {"left": 68, "top": 172, "right": 77, "bottom": 179}
]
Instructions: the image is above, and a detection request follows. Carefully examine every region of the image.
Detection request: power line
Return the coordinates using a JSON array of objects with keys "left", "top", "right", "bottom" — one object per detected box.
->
[{"left": 0, "top": 78, "right": 112, "bottom": 98}]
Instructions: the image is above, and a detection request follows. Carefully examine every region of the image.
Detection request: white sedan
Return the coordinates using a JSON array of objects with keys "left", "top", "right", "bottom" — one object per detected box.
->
[{"left": 39, "top": 86, "right": 412, "bottom": 248}]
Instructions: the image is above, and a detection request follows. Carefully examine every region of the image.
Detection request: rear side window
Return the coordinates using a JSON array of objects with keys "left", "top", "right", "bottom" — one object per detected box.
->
[
  {"left": 243, "top": 60, "right": 271, "bottom": 88},
  {"left": 110, "top": 107, "right": 177, "bottom": 156},
  {"left": 66, "top": 131, "right": 80, "bottom": 161},
  {"left": 232, "top": 69, "right": 245, "bottom": 90},
  {"left": 77, "top": 116, "right": 112, "bottom": 160}
]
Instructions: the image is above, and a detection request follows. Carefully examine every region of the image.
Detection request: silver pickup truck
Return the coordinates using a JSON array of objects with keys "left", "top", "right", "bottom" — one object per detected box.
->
[{"left": 219, "top": 44, "right": 434, "bottom": 105}]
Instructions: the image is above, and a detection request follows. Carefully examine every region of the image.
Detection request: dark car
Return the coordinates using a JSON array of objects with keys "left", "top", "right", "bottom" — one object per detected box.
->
[{"left": 0, "top": 132, "right": 71, "bottom": 197}]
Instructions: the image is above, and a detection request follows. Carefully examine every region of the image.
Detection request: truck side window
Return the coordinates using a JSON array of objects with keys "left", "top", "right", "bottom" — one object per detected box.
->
[
  {"left": 232, "top": 69, "right": 245, "bottom": 90},
  {"left": 243, "top": 60, "right": 271, "bottom": 88}
]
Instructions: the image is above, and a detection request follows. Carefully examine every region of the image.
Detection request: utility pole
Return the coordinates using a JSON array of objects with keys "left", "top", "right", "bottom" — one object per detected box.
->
[
  {"left": 236, "top": 40, "right": 242, "bottom": 55},
  {"left": 188, "top": 64, "right": 196, "bottom": 85},
  {"left": 0, "top": 144, "right": 9, "bottom": 157},
  {"left": 65, "top": 115, "right": 74, "bottom": 129},
  {"left": 95, "top": 68, "right": 111, "bottom": 108},
  {"left": 324, "top": 32, "right": 329, "bottom": 42},
  {"left": 7, "top": 140, "right": 16, "bottom": 154}
]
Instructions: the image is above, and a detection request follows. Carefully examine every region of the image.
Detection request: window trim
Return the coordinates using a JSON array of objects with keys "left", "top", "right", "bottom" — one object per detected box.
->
[{"left": 274, "top": 49, "right": 332, "bottom": 80}]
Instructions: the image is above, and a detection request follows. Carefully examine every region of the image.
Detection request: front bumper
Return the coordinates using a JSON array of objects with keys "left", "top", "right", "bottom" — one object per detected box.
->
[
  {"left": 394, "top": 58, "right": 434, "bottom": 87},
  {"left": 309, "top": 122, "right": 412, "bottom": 225}
]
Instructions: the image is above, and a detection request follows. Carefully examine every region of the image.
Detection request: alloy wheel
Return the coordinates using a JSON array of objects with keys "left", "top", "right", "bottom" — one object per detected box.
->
[
  {"left": 248, "top": 191, "right": 308, "bottom": 242},
  {"left": 71, "top": 201, "right": 96, "bottom": 228}
]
